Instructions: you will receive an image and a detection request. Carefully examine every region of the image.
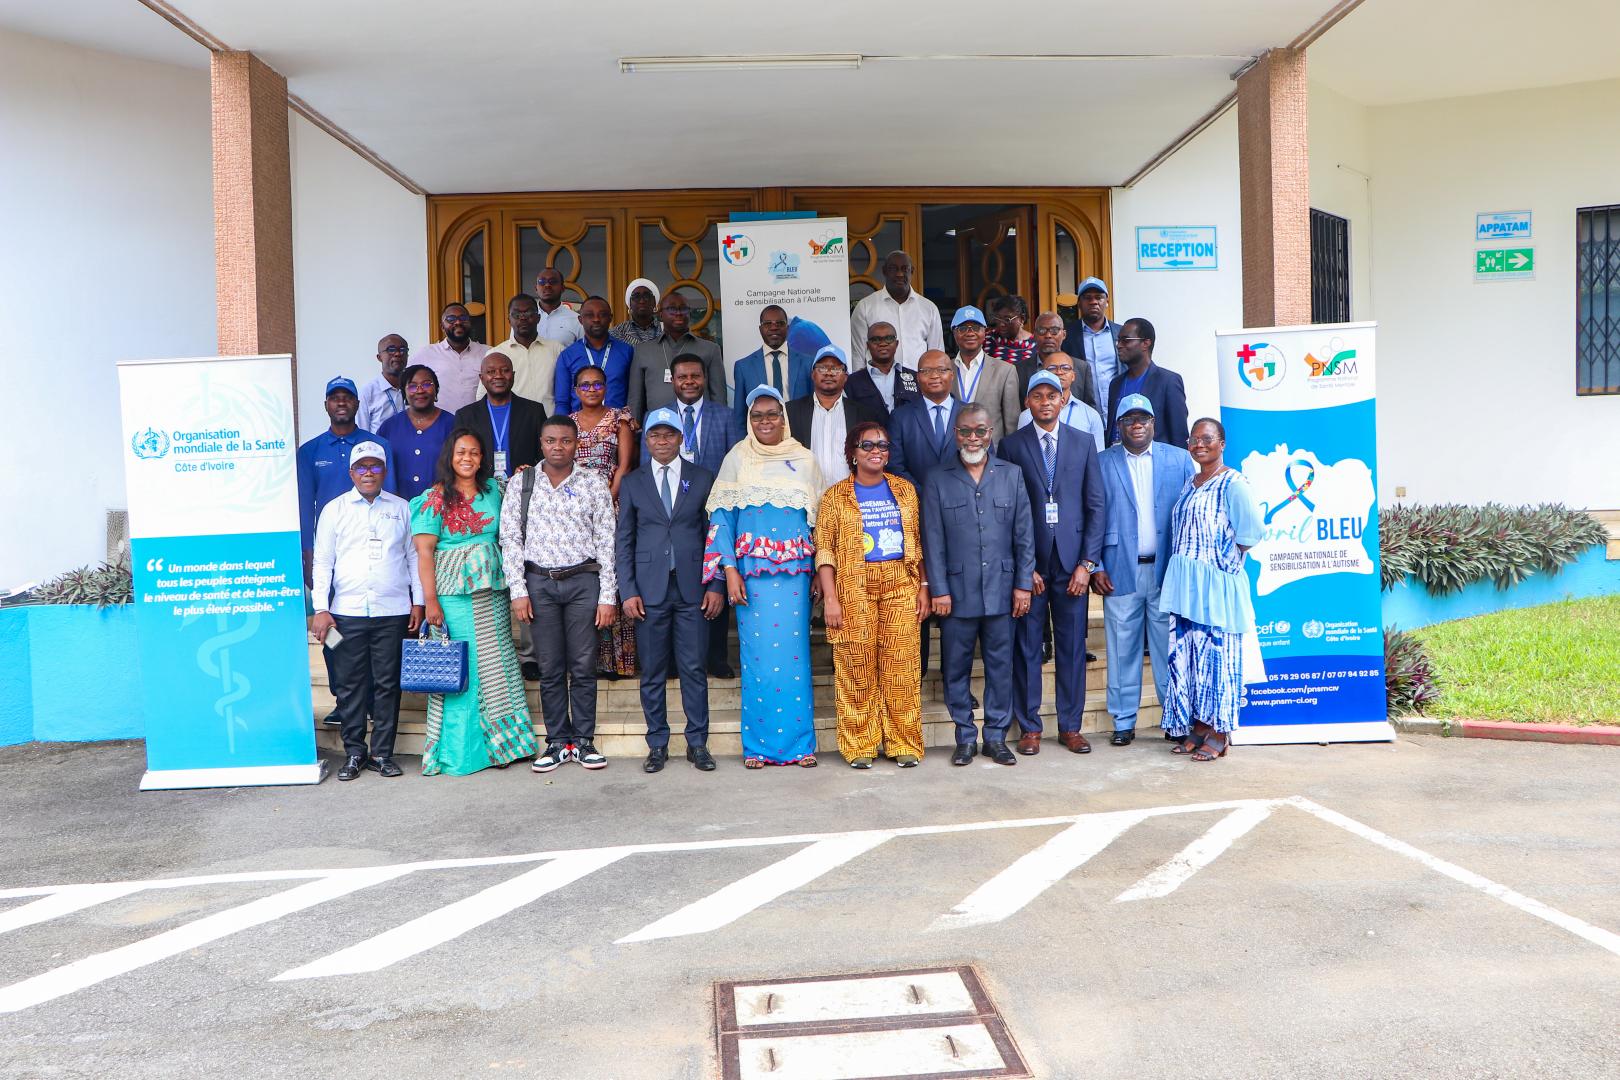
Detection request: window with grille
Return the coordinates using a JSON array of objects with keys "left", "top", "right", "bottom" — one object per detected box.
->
[
  {"left": 1310, "top": 208, "right": 1350, "bottom": 324},
  {"left": 1577, "top": 205, "right": 1620, "bottom": 395}
]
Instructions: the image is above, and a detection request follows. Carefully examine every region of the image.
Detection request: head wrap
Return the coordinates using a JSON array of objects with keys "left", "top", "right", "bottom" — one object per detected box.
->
[
  {"left": 707, "top": 385, "right": 823, "bottom": 525},
  {"left": 624, "top": 278, "right": 661, "bottom": 308}
]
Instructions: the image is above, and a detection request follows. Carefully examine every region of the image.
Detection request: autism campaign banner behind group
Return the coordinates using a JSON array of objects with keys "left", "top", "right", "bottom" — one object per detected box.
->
[
  {"left": 716, "top": 217, "right": 850, "bottom": 398},
  {"left": 1216, "top": 323, "right": 1394, "bottom": 745},
  {"left": 119, "top": 354, "right": 322, "bottom": 789}
]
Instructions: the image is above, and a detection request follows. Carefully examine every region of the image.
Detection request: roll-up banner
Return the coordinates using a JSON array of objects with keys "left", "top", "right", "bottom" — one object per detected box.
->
[
  {"left": 717, "top": 217, "right": 851, "bottom": 398},
  {"left": 1216, "top": 323, "right": 1394, "bottom": 745},
  {"left": 118, "top": 354, "right": 323, "bottom": 789}
]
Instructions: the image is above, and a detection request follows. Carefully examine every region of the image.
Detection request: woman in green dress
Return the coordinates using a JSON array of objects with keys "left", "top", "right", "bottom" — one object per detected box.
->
[{"left": 410, "top": 427, "right": 538, "bottom": 774}]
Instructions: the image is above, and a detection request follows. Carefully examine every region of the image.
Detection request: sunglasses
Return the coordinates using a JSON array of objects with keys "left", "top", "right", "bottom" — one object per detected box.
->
[
  {"left": 855, "top": 440, "right": 891, "bottom": 452},
  {"left": 955, "top": 426, "right": 992, "bottom": 438},
  {"left": 351, "top": 464, "right": 385, "bottom": 475},
  {"left": 575, "top": 381, "right": 605, "bottom": 391}
]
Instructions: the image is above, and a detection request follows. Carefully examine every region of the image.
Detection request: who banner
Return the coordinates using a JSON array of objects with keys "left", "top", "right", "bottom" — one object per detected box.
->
[
  {"left": 118, "top": 354, "right": 322, "bottom": 789},
  {"left": 716, "top": 217, "right": 850, "bottom": 399},
  {"left": 1216, "top": 323, "right": 1394, "bottom": 745}
]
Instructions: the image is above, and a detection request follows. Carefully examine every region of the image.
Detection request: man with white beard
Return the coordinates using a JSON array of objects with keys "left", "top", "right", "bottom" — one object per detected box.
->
[{"left": 920, "top": 402, "right": 1036, "bottom": 768}]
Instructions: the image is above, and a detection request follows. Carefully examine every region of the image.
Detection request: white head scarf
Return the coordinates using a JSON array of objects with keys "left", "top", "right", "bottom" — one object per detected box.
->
[{"left": 624, "top": 278, "right": 661, "bottom": 309}]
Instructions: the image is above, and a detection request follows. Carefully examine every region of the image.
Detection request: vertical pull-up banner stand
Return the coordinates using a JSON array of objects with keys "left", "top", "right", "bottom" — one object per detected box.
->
[
  {"left": 1216, "top": 323, "right": 1394, "bottom": 744},
  {"left": 118, "top": 354, "right": 323, "bottom": 789}
]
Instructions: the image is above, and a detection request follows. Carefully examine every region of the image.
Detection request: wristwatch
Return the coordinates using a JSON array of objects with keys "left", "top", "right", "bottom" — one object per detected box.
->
[{"left": 1079, "top": 560, "right": 1098, "bottom": 573}]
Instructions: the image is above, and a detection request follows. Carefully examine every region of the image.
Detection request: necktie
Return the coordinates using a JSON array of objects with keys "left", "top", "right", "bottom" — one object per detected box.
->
[
  {"left": 660, "top": 466, "right": 676, "bottom": 568},
  {"left": 1042, "top": 433, "right": 1057, "bottom": 495},
  {"left": 933, "top": 404, "right": 945, "bottom": 443},
  {"left": 682, "top": 404, "right": 696, "bottom": 455},
  {"left": 770, "top": 350, "right": 784, "bottom": 393}
]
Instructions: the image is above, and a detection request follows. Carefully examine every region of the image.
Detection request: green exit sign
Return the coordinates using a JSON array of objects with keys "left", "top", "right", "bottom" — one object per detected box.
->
[{"left": 1476, "top": 247, "right": 1535, "bottom": 279}]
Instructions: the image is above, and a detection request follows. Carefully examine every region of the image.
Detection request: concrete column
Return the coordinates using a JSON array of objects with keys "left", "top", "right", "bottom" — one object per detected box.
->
[
  {"left": 1236, "top": 47, "right": 1310, "bottom": 328},
  {"left": 211, "top": 51, "right": 295, "bottom": 358}
]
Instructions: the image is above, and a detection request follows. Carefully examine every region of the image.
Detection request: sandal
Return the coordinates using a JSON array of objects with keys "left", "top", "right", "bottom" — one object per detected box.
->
[
  {"left": 744, "top": 757, "right": 765, "bottom": 770},
  {"left": 798, "top": 754, "right": 818, "bottom": 768},
  {"left": 850, "top": 757, "right": 875, "bottom": 769},
  {"left": 894, "top": 755, "right": 920, "bottom": 768},
  {"left": 1169, "top": 735, "right": 1202, "bottom": 755},
  {"left": 1191, "top": 732, "right": 1231, "bottom": 761}
]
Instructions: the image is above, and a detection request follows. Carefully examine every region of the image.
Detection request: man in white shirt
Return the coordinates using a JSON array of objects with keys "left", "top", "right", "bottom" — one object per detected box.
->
[
  {"left": 949, "top": 306, "right": 1021, "bottom": 443},
  {"left": 412, "top": 302, "right": 491, "bottom": 413},
  {"left": 357, "top": 333, "right": 409, "bottom": 433},
  {"left": 310, "top": 442, "right": 424, "bottom": 781},
  {"left": 786, "top": 345, "right": 883, "bottom": 495},
  {"left": 483, "top": 293, "right": 563, "bottom": 413},
  {"left": 534, "top": 266, "right": 582, "bottom": 347},
  {"left": 849, "top": 250, "right": 944, "bottom": 370}
]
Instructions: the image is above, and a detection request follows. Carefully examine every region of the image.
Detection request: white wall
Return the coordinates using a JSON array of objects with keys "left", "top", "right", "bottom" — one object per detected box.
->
[
  {"left": 289, "top": 114, "right": 428, "bottom": 435},
  {"left": 0, "top": 30, "right": 214, "bottom": 587},
  {"left": 1109, "top": 109, "right": 1244, "bottom": 421},
  {"left": 1370, "top": 77, "right": 1620, "bottom": 509},
  {"left": 1308, "top": 81, "right": 1374, "bottom": 319}
]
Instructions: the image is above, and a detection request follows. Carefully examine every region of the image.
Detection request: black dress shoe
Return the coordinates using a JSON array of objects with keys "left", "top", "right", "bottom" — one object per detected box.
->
[
  {"left": 983, "top": 741, "right": 1018, "bottom": 766},
  {"left": 1085, "top": 651, "right": 1097, "bottom": 663},
  {"left": 643, "top": 747, "right": 668, "bottom": 774},
  {"left": 1110, "top": 729, "right": 1136, "bottom": 747},
  {"left": 708, "top": 662, "right": 737, "bottom": 680},
  {"left": 372, "top": 757, "right": 403, "bottom": 777},
  {"left": 321, "top": 712, "right": 341, "bottom": 727},
  {"left": 520, "top": 662, "right": 541, "bottom": 682},
  {"left": 950, "top": 743, "right": 976, "bottom": 767},
  {"left": 336, "top": 754, "right": 365, "bottom": 781},
  {"left": 686, "top": 745, "right": 717, "bottom": 771}
]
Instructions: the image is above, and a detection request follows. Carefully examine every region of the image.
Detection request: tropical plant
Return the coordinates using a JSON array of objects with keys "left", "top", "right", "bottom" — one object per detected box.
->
[
  {"left": 1379, "top": 504, "right": 1607, "bottom": 594},
  {"left": 1384, "top": 627, "right": 1441, "bottom": 716},
  {"left": 28, "top": 554, "right": 134, "bottom": 607}
]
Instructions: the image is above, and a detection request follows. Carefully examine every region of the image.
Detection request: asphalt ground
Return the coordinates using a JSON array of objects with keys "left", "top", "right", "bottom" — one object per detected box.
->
[{"left": 1, "top": 734, "right": 1617, "bottom": 1080}]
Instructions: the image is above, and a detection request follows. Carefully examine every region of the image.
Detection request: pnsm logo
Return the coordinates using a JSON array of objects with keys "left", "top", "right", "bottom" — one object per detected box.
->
[
  {"left": 721, "top": 233, "right": 754, "bottom": 266},
  {"left": 768, "top": 251, "right": 801, "bottom": 281},
  {"left": 1306, "top": 347, "right": 1359, "bottom": 379},
  {"left": 1236, "top": 341, "right": 1287, "bottom": 391},
  {"left": 1302, "top": 620, "right": 1325, "bottom": 639},
  {"left": 808, "top": 231, "right": 846, "bottom": 258},
  {"left": 131, "top": 427, "right": 170, "bottom": 460}
]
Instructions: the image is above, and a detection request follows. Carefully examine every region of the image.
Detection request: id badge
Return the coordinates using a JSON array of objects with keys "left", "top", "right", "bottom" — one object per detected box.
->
[
  {"left": 663, "top": 367, "right": 673, "bottom": 383},
  {"left": 366, "top": 537, "right": 384, "bottom": 561},
  {"left": 494, "top": 450, "right": 509, "bottom": 476},
  {"left": 1045, "top": 501, "right": 1060, "bottom": 526}
]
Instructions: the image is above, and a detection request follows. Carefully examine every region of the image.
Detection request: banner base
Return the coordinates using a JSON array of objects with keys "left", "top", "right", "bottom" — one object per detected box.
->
[
  {"left": 139, "top": 762, "right": 327, "bottom": 791},
  {"left": 1231, "top": 721, "right": 1396, "bottom": 746}
]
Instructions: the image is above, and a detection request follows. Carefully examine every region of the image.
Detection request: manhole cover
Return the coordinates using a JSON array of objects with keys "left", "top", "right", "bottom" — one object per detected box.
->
[{"left": 714, "top": 965, "right": 1029, "bottom": 1079}]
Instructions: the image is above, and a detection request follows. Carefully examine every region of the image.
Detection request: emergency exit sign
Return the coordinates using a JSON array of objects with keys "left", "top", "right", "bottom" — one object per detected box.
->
[{"left": 1475, "top": 248, "right": 1534, "bottom": 281}]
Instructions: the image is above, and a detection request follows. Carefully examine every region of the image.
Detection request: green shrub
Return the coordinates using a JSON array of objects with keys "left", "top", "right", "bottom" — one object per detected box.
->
[
  {"left": 1384, "top": 626, "right": 1441, "bottom": 716},
  {"left": 29, "top": 555, "right": 133, "bottom": 607},
  {"left": 1379, "top": 504, "right": 1607, "bottom": 594}
]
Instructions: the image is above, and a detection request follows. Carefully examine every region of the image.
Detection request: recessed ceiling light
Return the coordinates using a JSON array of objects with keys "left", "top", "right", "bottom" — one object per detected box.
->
[{"left": 619, "top": 54, "right": 862, "bottom": 74}]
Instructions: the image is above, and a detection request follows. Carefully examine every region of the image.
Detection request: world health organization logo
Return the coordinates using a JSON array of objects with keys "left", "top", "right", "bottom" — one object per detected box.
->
[
  {"left": 721, "top": 233, "right": 754, "bottom": 266},
  {"left": 1302, "top": 620, "right": 1325, "bottom": 639},
  {"left": 131, "top": 427, "right": 169, "bottom": 460},
  {"left": 1236, "top": 341, "right": 1287, "bottom": 390}
]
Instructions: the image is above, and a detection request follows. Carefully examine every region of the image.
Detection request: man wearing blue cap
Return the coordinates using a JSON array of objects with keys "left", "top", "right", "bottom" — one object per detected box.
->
[
  {"left": 786, "top": 344, "right": 882, "bottom": 495},
  {"left": 616, "top": 407, "right": 726, "bottom": 773},
  {"left": 733, "top": 305, "right": 814, "bottom": 427},
  {"left": 949, "top": 306, "right": 1020, "bottom": 443},
  {"left": 1094, "top": 394, "right": 1193, "bottom": 745},
  {"left": 1062, "top": 277, "right": 1122, "bottom": 418}
]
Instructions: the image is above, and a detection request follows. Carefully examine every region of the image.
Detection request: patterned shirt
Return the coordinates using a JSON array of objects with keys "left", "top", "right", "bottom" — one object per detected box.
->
[
  {"left": 609, "top": 317, "right": 663, "bottom": 348},
  {"left": 986, "top": 333, "right": 1038, "bottom": 367},
  {"left": 497, "top": 465, "right": 618, "bottom": 603}
]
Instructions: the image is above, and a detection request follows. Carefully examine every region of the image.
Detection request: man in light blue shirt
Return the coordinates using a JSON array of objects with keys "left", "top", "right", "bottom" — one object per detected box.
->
[{"left": 1063, "top": 277, "right": 1121, "bottom": 416}]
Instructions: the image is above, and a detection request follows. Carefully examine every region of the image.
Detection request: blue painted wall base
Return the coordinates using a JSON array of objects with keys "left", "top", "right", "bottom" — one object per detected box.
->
[
  {"left": 0, "top": 605, "right": 144, "bottom": 747},
  {"left": 1381, "top": 546, "right": 1620, "bottom": 630}
]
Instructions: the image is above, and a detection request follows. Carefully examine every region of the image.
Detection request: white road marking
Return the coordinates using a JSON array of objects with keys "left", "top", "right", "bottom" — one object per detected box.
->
[
  {"left": 618, "top": 834, "right": 895, "bottom": 944},
  {"left": 0, "top": 884, "right": 149, "bottom": 936},
  {"left": 274, "top": 850, "right": 631, "bottom": 981},
  {"left": 1114, "top": 802, "right": 1274, "bottom": 902}
]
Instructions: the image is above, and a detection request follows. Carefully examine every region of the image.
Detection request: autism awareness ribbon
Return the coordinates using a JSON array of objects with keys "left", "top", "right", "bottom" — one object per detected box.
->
[{"left": 1262, "top": 458, "right": 1317, "bottom": 524}]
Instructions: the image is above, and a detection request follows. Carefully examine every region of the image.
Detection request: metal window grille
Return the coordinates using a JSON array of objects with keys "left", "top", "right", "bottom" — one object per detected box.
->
[
  {"left": 1577, "top": 204, "right": 1620, "bottom": 395},
  {"left": 1309, "top": 208, "right": 1350, "bottom": 324}
]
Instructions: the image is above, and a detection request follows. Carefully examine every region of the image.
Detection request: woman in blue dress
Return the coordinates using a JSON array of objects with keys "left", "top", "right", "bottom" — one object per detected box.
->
[
  {"left": 378, "top": 364, "right": 457, "bottom": 500},
  {"left": 706, "top": 386, "right": 823, "bottom": 769},
  {"left": 1158, "top": 417, "right": 1263, "bottom": 762}
]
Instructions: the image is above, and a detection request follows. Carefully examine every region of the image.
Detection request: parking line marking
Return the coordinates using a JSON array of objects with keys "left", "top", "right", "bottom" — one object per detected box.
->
[
  {"left": 0, "top": 884, "right": 150, "bottom": 937},
  {"left": 1114, "top": 803, "right": 1274, "bottom": 902}
]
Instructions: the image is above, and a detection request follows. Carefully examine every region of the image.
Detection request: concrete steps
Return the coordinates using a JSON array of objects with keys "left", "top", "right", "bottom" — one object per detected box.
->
[{"left": 1591, "top": 509, "right": 1620, "bottom": 560}]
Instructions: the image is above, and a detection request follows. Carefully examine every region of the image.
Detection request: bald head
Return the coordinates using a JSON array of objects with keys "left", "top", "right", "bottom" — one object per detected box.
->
[{"left": 914, "top": 349, "right": 954, "bottom": 403}]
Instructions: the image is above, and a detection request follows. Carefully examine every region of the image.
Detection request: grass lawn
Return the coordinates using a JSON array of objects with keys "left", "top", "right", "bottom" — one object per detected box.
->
[{"left": 1415, "top": 595, "right": 1620, "bottom": 725}]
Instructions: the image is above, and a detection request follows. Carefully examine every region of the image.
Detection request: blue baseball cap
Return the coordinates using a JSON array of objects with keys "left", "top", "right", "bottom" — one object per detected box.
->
[
  {"left": 1026, "top": 370, "right": 1063, "bottom": 395},
  {"left": 813, "top": 344, "right": 848, "bottom": 367},
  {"left": 1078, "top": 276, "right": 1108, "bottom": 296},
  {"left": 325, "top": 376, "right": 359, "bottom": 398},
  {"left": 643, "top": 406, "right": 682, "bottom": 433},
  {"left": 950, "top": 305, "right": 987, "bottom": 329},
  {"left": 1116, "top": 392, "right": 1155, "bottom": 419}
]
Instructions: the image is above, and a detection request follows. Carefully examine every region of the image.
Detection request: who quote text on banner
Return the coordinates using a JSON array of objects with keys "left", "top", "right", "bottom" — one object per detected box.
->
[
  {"left": 1216, "top": 323, "right": 1393, "bottom": 745},
  {"left": 118, "top": 354, "right": 321, "bottom": 790},
  {"left": 717, "top": 216, "right": 851, "bottom": 395}
]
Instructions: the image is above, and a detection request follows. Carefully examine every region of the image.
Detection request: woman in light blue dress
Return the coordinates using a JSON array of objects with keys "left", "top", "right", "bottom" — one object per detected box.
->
[
  {"left": 706, "top": 386, "right": 823, "bottom": 768},
  {"left": 1159, "top": 417, "right": 1263, "bottom": 762}
]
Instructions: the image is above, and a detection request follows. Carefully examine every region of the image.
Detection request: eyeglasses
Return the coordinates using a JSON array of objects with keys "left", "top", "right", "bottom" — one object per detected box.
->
[
  {"left": 955, "top": 426, "right": 991, "bottom": 438},
  {"left": 351, "top": 464, "right": 384, "bottom": 475},
  {"left": 1117, "top": 336, "right": 1145, "bottom": 344},
  {"left": 575, "top": 381, "right": 605, "bottom": 391},
  {"left": 917, "top": 367, "right": 953, "bottom": 376},
  {"left": 381, "top": 345, "right": 408, "bottom": 354},
  {"left": 443, "top": 313, "right": 471, "bottom": 324},
  {"left": 1188, "top": 435, "right": 1220, "bottom": 446},
  {"left": 1043, "top": 364, "right": 1074, "bottom": 374},
  {"left": 1120, "top": 414, "right": 1153, "bottom": 427},
  {"left": 855, "top": 440, "right": 891, "bottom": 452},
  {"left": 866, "top": 335, "right": 898, "bottom": 345},
  {"left": 749, "top": 411, "right": 784, "bottom": 423},
  {"left": 1033, "top": 326, "right": 1064, "bottom": 336},
  {"left": 954, "top": 324, "right": 985, "bottom": 333}
]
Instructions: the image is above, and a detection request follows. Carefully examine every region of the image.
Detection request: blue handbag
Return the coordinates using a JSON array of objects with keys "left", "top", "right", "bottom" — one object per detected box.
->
[{"left": 400, "top": 626, "right": 469, "bottom": 695}]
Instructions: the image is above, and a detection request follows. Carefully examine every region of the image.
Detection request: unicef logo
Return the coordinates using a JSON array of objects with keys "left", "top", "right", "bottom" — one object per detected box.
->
[
  {"left": 721, "top": 233, "right": 754, "bottom": 266},
  {"left": 1236, "top": 341, "right": 1287, "bottom": 391},
  {"left": 1302, "top": 620, "right": 1325, "bottom": 639},
  {"left": 131, "top": 427, "right": 170, "bottom": 460}
]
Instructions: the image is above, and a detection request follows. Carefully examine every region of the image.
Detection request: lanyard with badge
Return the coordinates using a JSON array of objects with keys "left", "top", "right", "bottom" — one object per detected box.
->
[
  {"left": 959, "top": 357, "right": 983, "bottom": 403},
  {"left": 488, "top": 400, "right": 510, "bottom": 476},
  {"left": 583, "top": 342, "right": 609, "bottom": 402},
  {"left": 1042, "top": 430, "right": 1060, "bottom": 526}
]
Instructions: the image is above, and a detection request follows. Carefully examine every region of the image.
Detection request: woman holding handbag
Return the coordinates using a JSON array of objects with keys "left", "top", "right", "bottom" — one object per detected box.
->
[{"left": 410, "top": 427, "right": 539, "bottom": 774}]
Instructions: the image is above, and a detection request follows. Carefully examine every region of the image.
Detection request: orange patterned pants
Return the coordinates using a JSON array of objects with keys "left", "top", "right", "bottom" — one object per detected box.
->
[{"left": 832, "top": 559, "right": 924, "bottom": 761}]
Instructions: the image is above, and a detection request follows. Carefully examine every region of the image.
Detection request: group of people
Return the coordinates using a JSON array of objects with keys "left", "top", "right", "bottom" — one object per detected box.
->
[{"left": 300, "top": 253, "right": 1260, "bottom": 783}]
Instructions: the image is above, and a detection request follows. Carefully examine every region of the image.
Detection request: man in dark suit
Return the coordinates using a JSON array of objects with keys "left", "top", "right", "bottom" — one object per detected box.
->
[
  {"left": 922, "top": 403, "right": 1035, "bottom": 767},
  {"left": 845, "top": 320, "right": 920, "bottom": 422},
  {"left": 452, "top": 350, "right": 548, "bottom": 479},
  {"left": 1104, "top": 317, "right": 1190, "bottom": 449},
  {"left": 617, "top": 407, "right": 726, "bottom": 773},
  {"left": 732, "top": 305, "right": 813, "bottom": 425},
  {"left": 998, "top": 371, "right": 1106, "bottom": 755},
  {"left": 787, "top": 345, "right": 883, "bottom": 494},
  {"left": 887, "top": 350, "right": 962, "bottom": 486},
  {"left": 1062, "top": 276, "right": 1123, "bottom": 414}
]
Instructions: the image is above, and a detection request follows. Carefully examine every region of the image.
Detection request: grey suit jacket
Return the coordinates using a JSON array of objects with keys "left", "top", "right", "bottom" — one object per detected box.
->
[
  {"left": 627, "top": 333, "right": 727, "bottom": 420},
  {"left": 921, "top": 458, "right": 1036, "bottom": 619},
  {"left": 952, "top": 355, "right": 1021, "bottom": 444}
]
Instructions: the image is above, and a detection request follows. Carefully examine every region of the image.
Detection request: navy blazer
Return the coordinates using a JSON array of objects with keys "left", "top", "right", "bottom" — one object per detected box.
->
[
  {"left": 785, "top": 394, "right": 884, "bottom": 455},
  {"left": 1104, "top": 363, "right": 1190, "bottom": 449},
  {"left": 997, "top": 421, "right": 1106, "bottom": 574},
  {"left": 640, "top": 399, "right": 741, "bottom": 476},
  {"left": 921, "top": 458, "right": 1035, "bottom": 619},
  {"left": 844, "top": 365, "right": 921, "bottom": 422},
  {"left": 887, "top": 396, "right": 964, "bottom": 486},
  {"left": 732, "top": 346, "right": 814, "bottom": 425},
  {"left": 452, "top": 394, "right": 548, "bottom": 473},
  {"left": 614, "top": 460, "right": 721, "bottom": 609},
  {"left": 1097, "top": 442, "right": 1195, "bottom": 592}
]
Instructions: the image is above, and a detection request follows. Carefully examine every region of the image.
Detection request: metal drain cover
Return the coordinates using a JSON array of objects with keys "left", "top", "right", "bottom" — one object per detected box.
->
[{"left": 714, "top": 965, "right": 1029, "bottom": 1079}]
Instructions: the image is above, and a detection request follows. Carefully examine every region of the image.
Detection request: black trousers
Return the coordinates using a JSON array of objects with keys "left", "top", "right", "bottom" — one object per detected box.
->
[
  {"left": 526, "top": 569, "right": 600, "bottom": 744},
  {"left": 635, "top": 572, "right": 711, "bottom": 749},
  {"left": 330, "top": 613, "right": 409, "bottom": 760}
]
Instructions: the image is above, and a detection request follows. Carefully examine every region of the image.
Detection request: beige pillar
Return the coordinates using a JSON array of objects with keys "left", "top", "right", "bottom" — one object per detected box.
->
[
  {"left": 1236, "top": 47, "right": 1310, "bottom": 328},
  {"left": 211, "top": 51, "right": 295, "bottom": 358}
]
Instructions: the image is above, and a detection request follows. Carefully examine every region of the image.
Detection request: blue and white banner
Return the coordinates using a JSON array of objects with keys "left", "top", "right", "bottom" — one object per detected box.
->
[
  {"left": 118, "top": 354, "right": 322, "bottom": 789},
  {"left": 1216, "top": 323, "right": 1393, "bottom": 744},
  {"left": 717, "top": 216, "right": 850, "bottom": 393}
]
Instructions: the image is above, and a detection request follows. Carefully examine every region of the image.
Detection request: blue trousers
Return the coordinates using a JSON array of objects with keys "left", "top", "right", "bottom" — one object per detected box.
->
[
  {"left": 1012, "top": 554, "right": 1088, "bottom": 734},
  {"left": 1103, "top": 561, "right": 1171, "bottom": 732},
  {"left": 633, "top": 572, "right": 712, "bottom": 749},
  {"left": 940, "top": 613, "right": 1014, "bottom": 746}
]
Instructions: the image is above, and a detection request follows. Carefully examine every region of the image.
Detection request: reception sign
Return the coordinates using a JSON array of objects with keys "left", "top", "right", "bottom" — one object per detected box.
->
[
  {"left": 717, "top": 216, "right": 850, "bottom": 397},
  {"left": 118, "top": 354, "right": 322, "bottom": 789},
  {"left": 1216, "top": 323, "right": 1393, "bottom": 744}
]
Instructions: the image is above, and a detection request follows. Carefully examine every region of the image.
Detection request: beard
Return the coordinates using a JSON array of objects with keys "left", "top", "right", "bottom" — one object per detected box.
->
[{"left": 960, "top": 447, "right": 987, "bottom": 465}]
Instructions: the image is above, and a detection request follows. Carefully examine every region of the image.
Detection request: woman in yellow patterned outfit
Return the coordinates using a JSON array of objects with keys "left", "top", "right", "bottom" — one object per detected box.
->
[{"left": 814, "top": 421, "right": 930, "bottom": 768}]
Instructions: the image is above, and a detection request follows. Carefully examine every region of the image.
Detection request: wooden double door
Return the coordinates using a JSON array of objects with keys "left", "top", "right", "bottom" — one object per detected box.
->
[{"left": 427, "top": 187, "right": 1111, "bottom": 351}]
